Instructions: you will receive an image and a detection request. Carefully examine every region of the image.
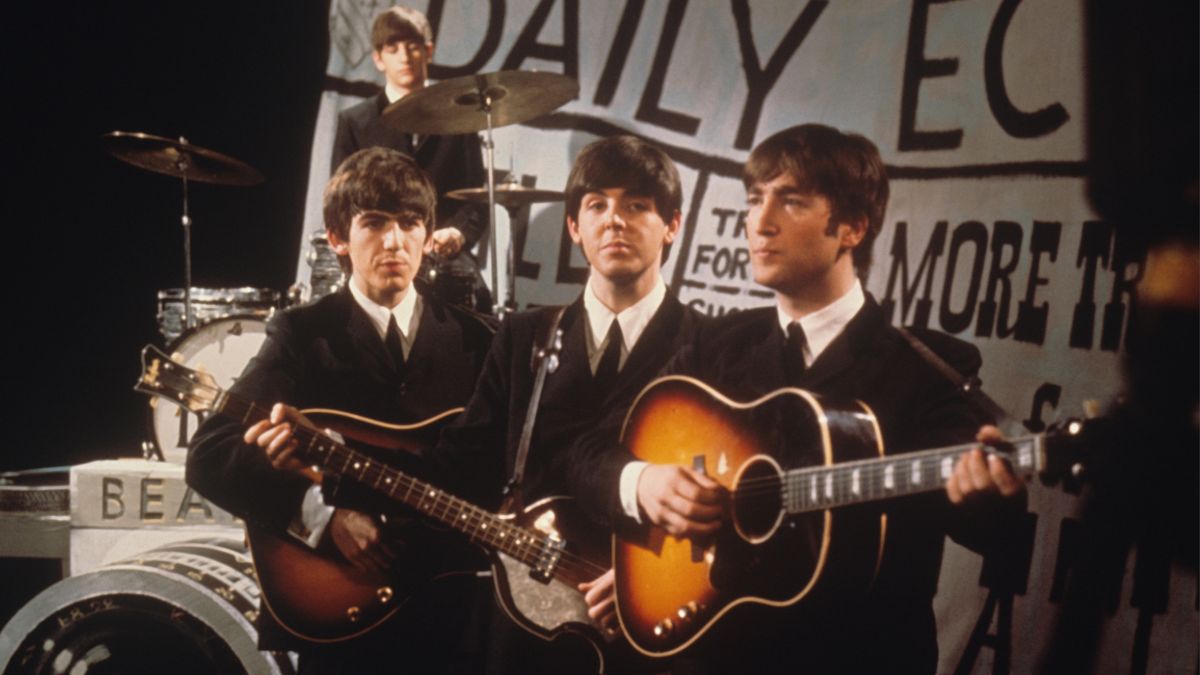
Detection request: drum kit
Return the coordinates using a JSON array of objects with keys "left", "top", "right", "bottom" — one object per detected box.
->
[{"left": 104, "top": 70, "right": 578, "bottom": 463}]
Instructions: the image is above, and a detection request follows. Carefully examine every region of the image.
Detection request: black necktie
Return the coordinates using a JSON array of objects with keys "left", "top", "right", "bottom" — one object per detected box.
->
[
  {"left": 785, "top": 322, "right": 808, "bottom": 382},
  {"left": 594, "top": 320, "right": 623, "bottom": 393},
  {"left": 386, "top": 314, "right": 407, "bottom": 373}
]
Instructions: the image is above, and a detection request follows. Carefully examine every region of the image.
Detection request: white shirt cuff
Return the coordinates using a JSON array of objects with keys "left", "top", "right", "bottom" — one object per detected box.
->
[
  {"left": 287, "top": 483, "right": 335, "bottom": 548},
  {"left": 619, "top": 461, "right": 649, "bottom": 523}
]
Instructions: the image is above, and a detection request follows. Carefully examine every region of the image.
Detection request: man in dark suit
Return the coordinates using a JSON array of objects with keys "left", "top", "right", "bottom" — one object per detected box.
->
[
  {"left": 331, "top": 6, "right": 487, "bottom": 307},
  {"left": 572, "top": 124, "right": 1024, "bottom": 673},
  {"left": 414, "top": 135, "right": 703, "bottom": 673},
  {"left": 186, "top": 147, "right": 495, "bottom": 673}
]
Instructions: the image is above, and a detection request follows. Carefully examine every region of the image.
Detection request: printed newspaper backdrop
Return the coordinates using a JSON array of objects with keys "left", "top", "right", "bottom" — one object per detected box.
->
[{"left": 300, "top": 2, "right": 1195, "bottom": 672}]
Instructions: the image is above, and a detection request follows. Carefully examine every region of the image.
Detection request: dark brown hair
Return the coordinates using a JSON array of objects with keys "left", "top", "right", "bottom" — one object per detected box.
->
[
  {"left": 323, "top": 147, "right": 436, "bottom": 245},
  {"left": 564, "top": 135, "right": 682, "bottom": 225},
  {"left": 370, "top": 6, "right": 432, "bottom": 52},
  {"left": 743, "top": 124, "right": 889, "bottom": 279}
]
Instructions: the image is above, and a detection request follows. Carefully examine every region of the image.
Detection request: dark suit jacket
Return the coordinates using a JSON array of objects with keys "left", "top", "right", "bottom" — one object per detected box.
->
[
  {"left": 332, "top": 92, "right": 487, "bottom": 248},
  {"left": 185, "top": 287, "right": 495, "bottom": 657},
  {"left": 417, "top": 291, "right": 702, "bottom": 674},
  {"left": 427, "top": 292, "right": 704, "bottom": 510},
  {"left": 573, "top": 295, "right": 1011, "bottom": 674}
]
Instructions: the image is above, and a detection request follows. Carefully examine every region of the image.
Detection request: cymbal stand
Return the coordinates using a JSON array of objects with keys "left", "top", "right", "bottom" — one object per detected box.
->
[
  {"left": 469, "top": 78, "right": 513, "bottom": 316},
  {"left": 176, "top": 137, "right": 195, "bottom": 332}
]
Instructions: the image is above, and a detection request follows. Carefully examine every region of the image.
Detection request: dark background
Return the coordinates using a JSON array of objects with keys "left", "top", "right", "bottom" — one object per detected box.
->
[{"left": 4, "top": 1, "right": 330, "bottom": 471}]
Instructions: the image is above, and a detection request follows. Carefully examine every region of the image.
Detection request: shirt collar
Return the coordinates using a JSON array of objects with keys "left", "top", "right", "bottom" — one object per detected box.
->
[
  {"left": 582, "top": 276, "right": 668, "bottom": 359},
  {"left": 776, "top": 279, "right": 865, "bottom": 365},
  {"left": 348, "top": 280, "right": 422, "bottom": 348},
  {"left": 383, "top": 83, "right": 405, "bottom": 104}
]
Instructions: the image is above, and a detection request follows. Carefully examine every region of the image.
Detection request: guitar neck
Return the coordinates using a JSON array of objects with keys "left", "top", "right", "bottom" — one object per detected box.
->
[
  {"left": 780, "top": 434, "right": 1044, "bottom": 514},
  {"left": 213, "top": 394, "right": 567, "bottom": 581}
]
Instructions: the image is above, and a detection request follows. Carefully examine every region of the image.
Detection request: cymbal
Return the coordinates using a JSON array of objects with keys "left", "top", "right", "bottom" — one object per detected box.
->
[
  {"left": 446, "top": 183, "right": 564, "bottom": 210},
  {"left": 102, "top": 131, "right": 264, "bottom": 186},
  {"left": 383, "top": 70, "right": 578, "bottom": 135}
]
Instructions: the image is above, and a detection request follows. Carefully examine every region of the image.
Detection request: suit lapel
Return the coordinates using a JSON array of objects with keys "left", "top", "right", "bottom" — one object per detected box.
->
[
  {"left": 541, "top": 300, "right": 591, "bottom": 404},
  {"left": 799, "top": 295, "right": 890, "bottom": 392},
  {"left": 335, "top": 288, "right": 394, "bottom": 374}
]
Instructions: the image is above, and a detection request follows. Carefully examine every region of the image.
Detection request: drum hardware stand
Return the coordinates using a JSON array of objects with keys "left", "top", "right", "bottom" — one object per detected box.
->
[
  {"left": 176, "top": 137, "right": 195, "bottom": 333},
  {"left": 460, "top": 79, "right": 507, "bottom": 316}
]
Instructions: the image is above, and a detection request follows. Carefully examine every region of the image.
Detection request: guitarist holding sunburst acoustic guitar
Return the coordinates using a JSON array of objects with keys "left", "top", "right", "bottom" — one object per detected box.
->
[
  {"left": 566, "top": 124, "right": 1028, "bottom": 674},
  {"left": 186, "top": 148, "right": 498, "bottom": 672}
]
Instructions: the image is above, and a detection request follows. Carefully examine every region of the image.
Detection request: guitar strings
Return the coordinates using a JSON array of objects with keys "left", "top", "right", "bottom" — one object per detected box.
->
[{"left": 153, "top": 369, "right": 609, "bottom": 584}]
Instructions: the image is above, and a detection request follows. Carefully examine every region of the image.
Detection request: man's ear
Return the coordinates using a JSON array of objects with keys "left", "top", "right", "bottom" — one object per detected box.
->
[
  {"left": 327, "top": 228, "right": 349, "bottom": 255},
  {"left": 566, "top": 216, "right": 582, "bottom": 245},
  {"left": 839, "top": 215, "right": 868, "bottom": 250},
  {"left": 663, "top": 210, "right": 682, "bottom": 245},
  {"left": 371, "top": 50, "right": 385, "bottom": 74}
]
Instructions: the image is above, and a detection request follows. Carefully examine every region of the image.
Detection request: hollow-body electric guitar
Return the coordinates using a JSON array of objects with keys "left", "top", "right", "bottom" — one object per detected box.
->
[
  {"left": 615, "top": 375, "right": 1091, "bottom": 657},
  {"left": 135, "top": 344, "right": 609, "bottom": 655}
]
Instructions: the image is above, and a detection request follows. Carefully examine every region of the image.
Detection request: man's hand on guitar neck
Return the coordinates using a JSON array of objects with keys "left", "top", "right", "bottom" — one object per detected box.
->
[
  {"left": 945, "top": 424, "right": 1025, "bottom": 505},
  {"left": 636, "top": 464, "right": 725, "bottom": 538},
  {"left": 245, "top": 403, "right": 317, "bottom": 475}
]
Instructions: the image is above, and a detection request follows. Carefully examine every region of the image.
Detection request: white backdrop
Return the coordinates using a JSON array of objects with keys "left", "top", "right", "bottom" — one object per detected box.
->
[{"left": 300, "top": 2, "right": 1195, "bottom": 672}]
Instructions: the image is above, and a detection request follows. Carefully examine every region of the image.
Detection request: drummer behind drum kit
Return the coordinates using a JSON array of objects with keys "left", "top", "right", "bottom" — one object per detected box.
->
[{"left": 106, "top": 71, "right": 579, "bottom": 464}]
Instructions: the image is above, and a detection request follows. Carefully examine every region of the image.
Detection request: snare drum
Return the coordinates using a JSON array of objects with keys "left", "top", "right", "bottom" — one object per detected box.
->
[
  {"left": 156, "top": 287, "right": 279, "bottom": 342},
  {"left": 148, "top": 316, "right": 268, "bottom": 464}
]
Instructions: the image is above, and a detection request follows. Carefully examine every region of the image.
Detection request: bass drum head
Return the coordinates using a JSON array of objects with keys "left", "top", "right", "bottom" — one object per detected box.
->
[
  {"left": 149, "top": 316, "right": 267, "bottom": 464},
  {"left": 0, "top": 538, "right": 294, "bottom": 675}
]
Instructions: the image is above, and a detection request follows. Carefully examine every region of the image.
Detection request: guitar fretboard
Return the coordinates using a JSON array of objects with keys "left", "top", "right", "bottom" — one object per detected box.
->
[
  {"left": 213, "top": 394, "right": 571, "bottom": 583},
  {"left": 779, "top": 437, "right": 1042, "bottom": 513}
]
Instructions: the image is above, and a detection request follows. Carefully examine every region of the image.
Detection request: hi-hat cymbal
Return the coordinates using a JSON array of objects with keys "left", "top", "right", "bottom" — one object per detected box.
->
[
  {"left": 383, "top": 71, "right": 578, "bottom": 135},
  {"left": 102, "top": 131, "right": 264, "bottom": 186},
  {"left": 446, "top": 183, "right": 564, "bottom": 210}
]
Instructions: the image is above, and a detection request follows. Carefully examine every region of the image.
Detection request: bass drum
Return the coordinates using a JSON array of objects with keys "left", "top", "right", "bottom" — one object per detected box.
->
[
  {"left": 0, "top": 538, "right": 294, "bottom": 675},
  {"left": 149, "top": 316, "right": 268, "bottom": 464}
]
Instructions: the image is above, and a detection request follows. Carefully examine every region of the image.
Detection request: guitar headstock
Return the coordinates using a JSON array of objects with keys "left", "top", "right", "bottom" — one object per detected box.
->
[
  {"left": 1038, "top": 417, "right": 1100, "bottom": 491},
  {"left": 134, "top": 344, "right": 220, "bottom": 415}
]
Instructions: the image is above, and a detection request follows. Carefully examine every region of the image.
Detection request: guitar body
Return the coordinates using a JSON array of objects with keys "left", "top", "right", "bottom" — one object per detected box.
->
[
  {"left": 490, "top": 496, "right": 609, "bottom": 669},
  {"left": 247, "top": 408, "right": 474, "bottom": 643},
  {"left": 616, "top": 376, "right": 887, "bottom": 656}
]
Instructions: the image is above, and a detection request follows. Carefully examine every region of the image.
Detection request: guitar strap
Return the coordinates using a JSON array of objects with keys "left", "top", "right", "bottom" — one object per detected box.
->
[
  {"left": 895, "top": 326, "right": 1021, "bottom": 432},
  {"left": 502, "top": 305, "right": 567, "bottom": 513}
]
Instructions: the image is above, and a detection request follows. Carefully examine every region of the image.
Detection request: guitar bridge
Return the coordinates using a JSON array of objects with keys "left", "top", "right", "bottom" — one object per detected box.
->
[{"left": 528, "top": 536, "right": 565, "bottom": 583}]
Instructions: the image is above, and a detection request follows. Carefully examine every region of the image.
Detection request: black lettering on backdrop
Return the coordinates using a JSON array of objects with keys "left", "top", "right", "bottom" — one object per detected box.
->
[
  {"left": 687, "top": 297, "right": 739, "bottom": 317},
  {"left": 712, "top": 208, "right": 738, "bottom": 236},
  {"left": 691, "top": 245, "right": 750, "bottom": 281},
  {"left": 1100, "top": 227, "right": 1143, "bottom": 352},
  {"left": 898, "top": 0, "right": 964, "bottom": 151},
  {"left": 427, "top": 0, "right": 506, "bottom": 79},
  {"left": 1023, "top": 382, "right": 1061, "bottom": 432},
  {"left": 1013, "top": 220, "right": 1060, "bottom": 345},
  {"left": 634, "top": 0, "right": 701, "bottom": 136},
  {"left": 976, "top": 220, "right": 1022, "bottom": 338},
  {"left": 882, "top": 220, "right": 947, "bottom": 327},
  {"left": 984, "top": 0, "right": 1070, "bottom": 139},
  {"left": 711, "top": 208, "right": 749, "bottom": 238},
  {"left": 593, "top": 0, "right": 644, "bottom": 106},
  {"left": 501, "top": 0, "right": 579, "bottom": 81},
  {"left": 938, "top": 220, "right": 988, "bottom": 333},
  {"left": 1069, "top": 220, "right": 1111, "bottom": 349},
  {"left": 730, "top": 0, "right": 827, "bottom": 150}
]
